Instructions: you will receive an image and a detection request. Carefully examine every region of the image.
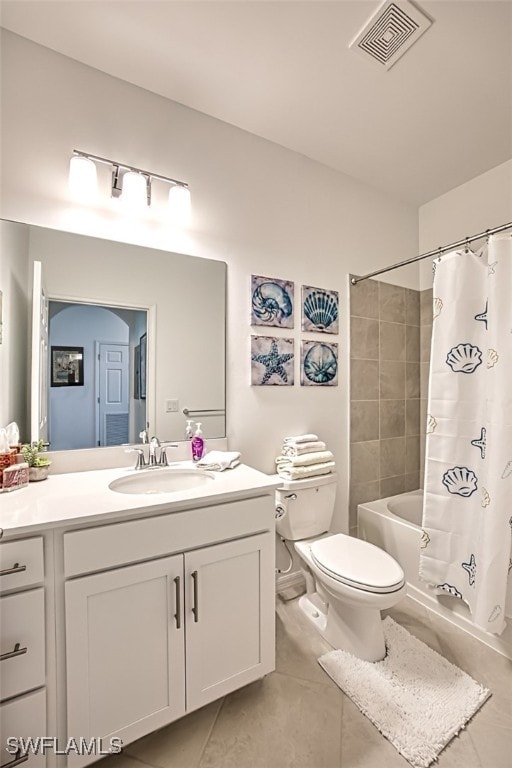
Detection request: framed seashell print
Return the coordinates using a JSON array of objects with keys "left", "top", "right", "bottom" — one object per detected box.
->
[
  {"left": 251, "top": 335, "right": 294, "bottom": 386},
  {"left": 300, "top": 341, "right": 338, "bottom": 386},
  {"left": 251, "top": 275, "right": 294, "bottom": 328},
  {"left": 301, "top": 285, "right": 338, "bottom": 334}
]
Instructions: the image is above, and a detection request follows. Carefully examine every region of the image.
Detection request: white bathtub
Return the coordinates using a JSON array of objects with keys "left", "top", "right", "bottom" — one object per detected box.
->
[
  {"left": 357, "top": 490, "right": 512, "bottom": 659},
  {"left": 357, "top": 490, "right": 425, "bottom": 596}
]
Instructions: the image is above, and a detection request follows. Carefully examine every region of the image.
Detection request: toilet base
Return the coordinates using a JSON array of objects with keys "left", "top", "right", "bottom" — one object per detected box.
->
[{"left": 298, "top": 592, "right": 387, "bottom": 662}]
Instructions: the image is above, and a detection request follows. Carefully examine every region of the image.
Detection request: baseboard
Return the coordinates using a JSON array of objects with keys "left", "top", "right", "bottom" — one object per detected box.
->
[{"left": 275, "top": 570, "right": 304, "bottom": 594}]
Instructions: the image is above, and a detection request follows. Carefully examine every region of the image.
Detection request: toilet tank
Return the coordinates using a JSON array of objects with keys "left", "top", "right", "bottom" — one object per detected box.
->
[{"left": 275, "top": 473, "right": 337, "bottom": 541}]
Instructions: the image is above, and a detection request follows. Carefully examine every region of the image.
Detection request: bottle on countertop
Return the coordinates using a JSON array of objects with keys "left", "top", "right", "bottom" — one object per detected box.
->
[
  {"left": 185, "top": 420, "right": 194, "bottom": 440},
  {"left": 191, "top": 423, "right": 204, "bottom": 462}
]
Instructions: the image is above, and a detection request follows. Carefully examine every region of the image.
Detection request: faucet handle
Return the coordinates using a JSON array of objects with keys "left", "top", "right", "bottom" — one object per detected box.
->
[
  {"left": 125, "top": 447, "right": 147, "bottom": 470},
  {"left": 158, "top": 443, "right": 179, "bottom": 466}
]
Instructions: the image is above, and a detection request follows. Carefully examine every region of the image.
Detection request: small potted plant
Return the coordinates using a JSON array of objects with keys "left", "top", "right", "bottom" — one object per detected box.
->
[{"left": 21, "top": 440, "right": 51, "bottom": 482}]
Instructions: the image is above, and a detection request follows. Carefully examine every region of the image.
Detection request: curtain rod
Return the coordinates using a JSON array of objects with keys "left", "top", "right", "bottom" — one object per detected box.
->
[{"left": 350, "top": 221, "right": 512, "bottom": 285}]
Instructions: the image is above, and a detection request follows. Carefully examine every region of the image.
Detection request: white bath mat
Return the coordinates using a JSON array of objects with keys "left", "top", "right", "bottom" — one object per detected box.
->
[{"left": 318, "top": 617, "right": 490, "bottom": 768}]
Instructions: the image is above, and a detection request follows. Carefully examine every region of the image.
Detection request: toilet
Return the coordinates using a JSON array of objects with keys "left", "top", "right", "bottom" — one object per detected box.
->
[{"left": 275, "top": 473, "right": 406, "bottom": 661}]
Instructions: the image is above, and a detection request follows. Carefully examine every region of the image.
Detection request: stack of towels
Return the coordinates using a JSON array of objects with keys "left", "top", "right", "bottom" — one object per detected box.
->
[{"left": 275, "top": 433, "right": 335, "bottom": 480}]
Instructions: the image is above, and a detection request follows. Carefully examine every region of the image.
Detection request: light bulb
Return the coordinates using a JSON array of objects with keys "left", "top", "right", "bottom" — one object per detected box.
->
[
  {"left": 69, "top": 155, "right": 98, "bottom": 203},
  {"left": 121, "top": 171, "right": 149, "bottom": 212},
  {"left": 168, "top": 184, "right": 191, "bottom": 227}
]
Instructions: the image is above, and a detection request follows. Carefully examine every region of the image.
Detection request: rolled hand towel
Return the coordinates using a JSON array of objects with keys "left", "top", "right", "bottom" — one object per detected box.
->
[
  {"left": 281, "top": 440, "right": 326, "bottom": 457},
  {"left": 283, "top": 433, "right": 319, "bottom": 444},
  {"left": 275, "top": 450, "right": 334, "bottom": 468},
  {"left": 197, "top": 450, "right": 241, "bottom": 471},
  {"left": 277, "top": 461, "right": 335, "bottom": 481}
]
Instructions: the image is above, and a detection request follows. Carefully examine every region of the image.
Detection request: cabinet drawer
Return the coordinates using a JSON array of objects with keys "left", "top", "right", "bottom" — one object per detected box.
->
[
  {"left": 0, "top": 688, "right": 46, "bottom": 768},
  {"left": 0, "top": 589, "right": 45, "bottom": 701},
  {"left": 64, "top": 495, "right": 273, "bottom": 576},
  {"left": 0, "top": 539, "right": 44, "bottom": 593}
]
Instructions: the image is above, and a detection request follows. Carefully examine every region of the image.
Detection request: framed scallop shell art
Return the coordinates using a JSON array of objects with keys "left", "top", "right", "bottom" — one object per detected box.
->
[{"left": 301, "top": 285, "right": 338, "bottom": 334}]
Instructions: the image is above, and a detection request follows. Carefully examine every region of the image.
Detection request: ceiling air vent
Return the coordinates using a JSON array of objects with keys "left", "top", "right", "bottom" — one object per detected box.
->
[{"left": 349, "top": 0, "right": 432, "bottom": 70}]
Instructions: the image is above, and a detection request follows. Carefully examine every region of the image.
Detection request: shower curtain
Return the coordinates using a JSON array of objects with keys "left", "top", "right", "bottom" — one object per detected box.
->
[{"left": 420, "top": 232, "right": 512, "bottom": 635}]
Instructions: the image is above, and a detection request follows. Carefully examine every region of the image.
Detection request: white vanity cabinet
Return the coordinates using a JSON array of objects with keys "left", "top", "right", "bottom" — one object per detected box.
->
[
  {"left": 62, "top": 495, "right": 275, "bottom": 765},
  {"left": 0, "top": 537, "right": 47, "bottom": 768},
  {"left": 65, "top": 555, "right": 186, "bottom": 752}
]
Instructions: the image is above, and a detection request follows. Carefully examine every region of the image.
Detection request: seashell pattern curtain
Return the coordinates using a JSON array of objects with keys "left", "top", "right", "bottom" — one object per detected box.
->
[{"left": 420, "top": 233, "right": 512, "bottom": 635}]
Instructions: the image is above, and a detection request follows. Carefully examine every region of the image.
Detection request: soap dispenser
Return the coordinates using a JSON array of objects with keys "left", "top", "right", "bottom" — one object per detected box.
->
[
  {"left": 191, "top": 423, "right": 204, "bottom": 462},
  {"left": 185, "top": 420, "right": 194, "bottom": 440}
]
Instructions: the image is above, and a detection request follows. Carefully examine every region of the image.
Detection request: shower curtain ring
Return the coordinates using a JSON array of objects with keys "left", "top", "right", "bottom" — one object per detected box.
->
[{"left": 465, "top": 237, "right": 470, "bottom": 254}]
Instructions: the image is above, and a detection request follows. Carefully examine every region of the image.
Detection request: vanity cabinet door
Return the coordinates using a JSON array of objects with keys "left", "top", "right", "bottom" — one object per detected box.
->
[
  {"left": 184, "top": 532, "right": 275, "bottom": 711},
  {"left": 65, "top": 555, "right": 185, "bottom": 766}
]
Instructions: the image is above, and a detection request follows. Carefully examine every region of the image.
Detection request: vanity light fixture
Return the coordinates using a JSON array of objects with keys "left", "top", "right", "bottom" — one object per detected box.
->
[
  {"left": 168, "top": 182, "right": 191, "bottom": 226},
  {"left": 68, "top": 154, "right": 98, "bottom": 202},
  {"left": 69, "top": 150, "right": 191, "bottom": 224}
]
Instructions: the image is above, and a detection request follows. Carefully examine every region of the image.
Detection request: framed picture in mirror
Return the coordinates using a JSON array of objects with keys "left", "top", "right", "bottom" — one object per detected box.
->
[{"left": 51, "top": 346, "right": 84, "bottom": 387}]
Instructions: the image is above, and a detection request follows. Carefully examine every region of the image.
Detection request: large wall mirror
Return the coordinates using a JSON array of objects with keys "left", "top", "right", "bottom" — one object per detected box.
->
[{"left": 1, "top": 220, "right": 226, "bottom": 451}]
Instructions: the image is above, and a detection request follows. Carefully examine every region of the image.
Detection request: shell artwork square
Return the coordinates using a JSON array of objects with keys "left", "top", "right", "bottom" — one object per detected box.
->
[
  {"left": 251, "top": 275, "right": 294, "bottom": 328},
  {"left": 301, "top": 340, "right": 338, "bottom": 386},
  {"left": 301, "top": 285, "right": 339, "bottom": 334},
  {"left": 251, "top": 335, "right": 295, "bottom": 386}
]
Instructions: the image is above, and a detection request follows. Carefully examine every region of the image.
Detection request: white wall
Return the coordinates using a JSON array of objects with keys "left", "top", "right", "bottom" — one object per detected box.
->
[
  {"left": 0, "top": 219, "right": 29, "bottom": 437},
  {"left": 0, "top": 30, "right": 419, "bottom": 532},
  {"left": 418, "top": 160, "right": 512, "bottom": 289}
]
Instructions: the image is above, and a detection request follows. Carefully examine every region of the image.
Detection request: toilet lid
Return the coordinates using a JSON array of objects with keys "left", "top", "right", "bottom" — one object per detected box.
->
[{"left": 310, "top": 534, "right": 405, "bottom": 594}]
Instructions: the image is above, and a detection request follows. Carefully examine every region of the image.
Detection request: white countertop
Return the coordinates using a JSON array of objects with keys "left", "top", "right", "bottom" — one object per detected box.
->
[{"left": 0, "top": 462, "right": 279, "bottom": 536}]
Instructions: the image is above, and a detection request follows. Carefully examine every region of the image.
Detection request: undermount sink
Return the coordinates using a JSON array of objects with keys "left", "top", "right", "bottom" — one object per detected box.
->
[{"left": 109, "top": 468, "right": 215, "bottom": 495}]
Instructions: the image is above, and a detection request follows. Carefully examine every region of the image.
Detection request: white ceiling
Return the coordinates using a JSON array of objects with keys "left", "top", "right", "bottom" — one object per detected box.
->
[{"left": 1, "top": 0, "right": 511, "bottom": 205}]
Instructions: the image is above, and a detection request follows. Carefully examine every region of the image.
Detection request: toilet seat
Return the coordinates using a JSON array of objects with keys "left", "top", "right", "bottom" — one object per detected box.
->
[{"left": 310, "top": 534, "right": 405, "bottom": 594}]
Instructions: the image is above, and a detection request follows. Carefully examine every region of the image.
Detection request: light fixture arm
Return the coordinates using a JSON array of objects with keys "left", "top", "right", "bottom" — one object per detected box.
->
[
  {"left": 70, "top": 149, "right": 191, "bottom": 224},
  {"left": 72, "top": 149, "right": 189, "bottom": 189}
]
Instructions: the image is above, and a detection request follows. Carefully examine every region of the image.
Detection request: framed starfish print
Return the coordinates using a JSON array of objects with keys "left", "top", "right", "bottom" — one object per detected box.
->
[{"left": 251, "top": 335, "right": 294, "bottom": 385}]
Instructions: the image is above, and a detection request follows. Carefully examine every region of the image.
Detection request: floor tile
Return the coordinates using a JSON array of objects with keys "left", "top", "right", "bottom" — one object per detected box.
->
[
  {"left": 99, "top": 594, "right": 511, "bottom": 768},
  {"left": 198, "top": 672, "right": 342, "bottom": 768},
  {"left": 275, "top": 593, "right": 334, "bottom": 685},
  {"left": 93, "top": 753, "right": 154, "bottom": 768},
  {"left": 123, "top": 700, "right": 223, "bottom": 768}
]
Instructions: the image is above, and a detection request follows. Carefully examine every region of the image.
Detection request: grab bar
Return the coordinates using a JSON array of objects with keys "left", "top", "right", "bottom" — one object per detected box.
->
[{"left": 182, "top": 408, "right": 225, "bottom": 416}]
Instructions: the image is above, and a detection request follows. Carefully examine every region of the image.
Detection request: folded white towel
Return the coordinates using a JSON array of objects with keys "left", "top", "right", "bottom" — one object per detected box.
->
[
  {"left": 283, "top": 433, "right": 319, "bottom": 444},
  {"left": 277, "top": 461, "right": 335, "bottom": 481},
  {"left": 197, "top": 450, "right": 241, "bottom": 471},
  {"left": 275, "top": 450, "right": 335, "bottom": 468},
  {"left": 281, "top": 440, "right": 326, "bottom": 457}
]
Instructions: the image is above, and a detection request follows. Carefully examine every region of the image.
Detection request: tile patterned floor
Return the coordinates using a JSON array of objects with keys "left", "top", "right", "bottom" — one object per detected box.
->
[{"left": 98, "top": 596, "right": 512, "bottom": 768}]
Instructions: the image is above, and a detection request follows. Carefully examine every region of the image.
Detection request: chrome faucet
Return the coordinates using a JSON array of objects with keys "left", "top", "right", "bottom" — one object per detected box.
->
[
  {"left": 128, "top": 438, "right": 178, "bottom": 469},
  {"left": 127, "top": 434, "right": 178, "bottom": 469},
  {"left": 149, "top": 436, "right": 161, "bottom": 466}
]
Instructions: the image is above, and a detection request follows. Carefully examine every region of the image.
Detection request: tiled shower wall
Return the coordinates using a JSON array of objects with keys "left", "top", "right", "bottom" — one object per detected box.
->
[
  {"left": 349, "top": 278, "right": 423, "bottom": 533},
  {"left": 419, "top": 287, "right": 433, "bottom": 488}
]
